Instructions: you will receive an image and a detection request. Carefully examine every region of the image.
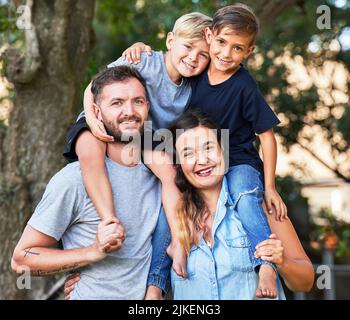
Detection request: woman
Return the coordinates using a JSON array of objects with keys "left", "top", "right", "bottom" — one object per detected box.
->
[{"left": 168, "top": 110, "right": 314, "bottom": 299}]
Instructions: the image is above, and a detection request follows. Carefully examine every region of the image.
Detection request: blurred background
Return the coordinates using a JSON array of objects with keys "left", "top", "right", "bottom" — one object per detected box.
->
[{"left": 0, "top": 0, "right": 349, "bottom": 300}]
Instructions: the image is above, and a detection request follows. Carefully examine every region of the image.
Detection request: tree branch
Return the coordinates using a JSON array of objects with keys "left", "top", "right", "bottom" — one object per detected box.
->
[{"left": 297, "top": 140, "right": 350, "bottom": 182}]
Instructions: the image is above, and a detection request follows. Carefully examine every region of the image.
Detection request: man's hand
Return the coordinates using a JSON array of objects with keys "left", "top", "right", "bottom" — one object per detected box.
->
[
  {"left": 92, "top": 219, "right": 126, "bottom": 261},
  {"left": 86, "top": 116, "right": 114, "bottom": 143},
  {"left": 264, "top": 187, "right": 288, "bottom": 221},
  {"left": 64, "top": 272, "right": 80, "bottom": 300},
  {"left": 122, "top": 42, "right": 152, "bottom": 64}
]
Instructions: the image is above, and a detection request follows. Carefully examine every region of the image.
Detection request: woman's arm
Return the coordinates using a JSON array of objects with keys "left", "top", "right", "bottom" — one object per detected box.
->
[{"left": 259, "top": 210, "right": 315, "bottom": 292}]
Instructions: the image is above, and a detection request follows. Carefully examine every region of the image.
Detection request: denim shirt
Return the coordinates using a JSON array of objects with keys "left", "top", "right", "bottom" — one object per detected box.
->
[{"left": 171, "top": 177, "right": 286, "bottom": 300}]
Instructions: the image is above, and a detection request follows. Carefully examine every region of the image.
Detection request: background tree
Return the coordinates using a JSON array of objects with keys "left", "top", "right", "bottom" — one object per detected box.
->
[{"left": 0, "top": 0, "right": 95, "bottom": 299}]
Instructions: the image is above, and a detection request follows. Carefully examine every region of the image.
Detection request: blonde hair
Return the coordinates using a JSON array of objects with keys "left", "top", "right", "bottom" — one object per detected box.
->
[{"left": 172, "top": 12, "right": 212, "bottom": 41}]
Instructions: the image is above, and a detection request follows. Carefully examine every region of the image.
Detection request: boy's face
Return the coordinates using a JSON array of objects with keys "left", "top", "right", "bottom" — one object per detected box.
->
[
  {"left": 166, "top": 33, "right": 210, "bottom": 78},
  {"left": 205, "top": 27, "right": 255, "bottom": 74}
]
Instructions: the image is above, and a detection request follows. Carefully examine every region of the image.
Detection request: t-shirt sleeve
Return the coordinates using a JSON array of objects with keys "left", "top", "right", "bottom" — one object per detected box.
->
[
  {"left": 107, "top": 52, "right": 150, "bottom": 73},
  {"left": 242, "top": 84, "right": 280, "bottom": 134},
  {"left": 27, "top": 168, "right": 83, "bottom": 241}
]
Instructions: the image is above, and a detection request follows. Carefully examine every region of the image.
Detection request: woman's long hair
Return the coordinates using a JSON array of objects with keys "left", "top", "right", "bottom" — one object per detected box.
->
[{"left": 170, "top": 110, "right": 222, "bottom": 255}]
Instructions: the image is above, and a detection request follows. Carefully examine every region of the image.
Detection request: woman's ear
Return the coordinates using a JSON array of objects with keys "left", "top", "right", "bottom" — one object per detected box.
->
[{"left": 166, "top": 32, "right": 174, "bottom": 50}]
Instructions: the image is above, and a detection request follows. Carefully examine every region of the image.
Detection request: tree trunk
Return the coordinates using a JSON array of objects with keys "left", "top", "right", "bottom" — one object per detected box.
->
[{"left": 0, "top": 0, "right": 95, "bottom": 299}]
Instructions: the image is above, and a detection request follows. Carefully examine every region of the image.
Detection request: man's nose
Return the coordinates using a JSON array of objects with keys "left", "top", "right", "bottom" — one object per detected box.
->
[{"left": 122, "top": 101, "right": 135, "bottom": 116}]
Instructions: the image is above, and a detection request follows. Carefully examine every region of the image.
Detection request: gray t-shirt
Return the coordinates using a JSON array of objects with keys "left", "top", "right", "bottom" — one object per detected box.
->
[
  {"left": 108, "top": 51, "right": 192, "bottom": 131},
  {"left": 28, "top": 157, "right": 162, "bottom": 300}
]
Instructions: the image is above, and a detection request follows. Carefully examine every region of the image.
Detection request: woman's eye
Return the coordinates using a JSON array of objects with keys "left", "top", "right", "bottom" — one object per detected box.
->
[{"left": 184, "top": 152, "right": 194, "bottom": 158}]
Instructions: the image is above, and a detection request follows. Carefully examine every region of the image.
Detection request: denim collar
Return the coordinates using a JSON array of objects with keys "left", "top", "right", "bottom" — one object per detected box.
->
[{"left": 211, "top": 177, "right": 234, "bottom": 237}]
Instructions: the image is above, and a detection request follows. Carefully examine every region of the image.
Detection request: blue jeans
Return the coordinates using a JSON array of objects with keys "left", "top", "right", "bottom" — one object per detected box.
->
[
  {"left": 147, "top": 164, "right": 275, "bottom": 292},
  {"left": 147, "top": 207, "right": 172, "bottom": 294},
  {"left": 226, "top": 164, "right": 275, "bottom": 270}
]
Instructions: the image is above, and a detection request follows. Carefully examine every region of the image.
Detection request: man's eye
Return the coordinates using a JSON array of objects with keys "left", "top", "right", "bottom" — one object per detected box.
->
[
  {"left": 112, "top": 101, "right": 122, "bottom": 107},
  {"left": 135, "top": 99, "right": 144, "bottom": 105}
]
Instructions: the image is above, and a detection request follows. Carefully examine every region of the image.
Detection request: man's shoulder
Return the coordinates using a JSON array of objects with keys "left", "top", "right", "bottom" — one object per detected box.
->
[{"left": 48, "top": 162, "right": 84, "bottom": 190}]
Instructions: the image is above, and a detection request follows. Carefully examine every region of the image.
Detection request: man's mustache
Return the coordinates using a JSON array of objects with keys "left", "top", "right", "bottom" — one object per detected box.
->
[{"left": 117, "top": 116, "right": 142, "bottom": 124}]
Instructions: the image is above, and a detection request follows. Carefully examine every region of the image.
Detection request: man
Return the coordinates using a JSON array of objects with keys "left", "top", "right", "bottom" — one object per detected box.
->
[{"left": 11, "top": 66, "right": 162, "bottom": 299}]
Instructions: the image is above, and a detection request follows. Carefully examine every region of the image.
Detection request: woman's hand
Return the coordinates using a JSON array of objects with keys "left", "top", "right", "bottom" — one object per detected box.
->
[
  {"left": 254, "top": 234, "right": 284, "bottom": 268},
  {"left": 122, "top": 42, "right": 152, "bottom": 64},
  {"left": 64, "top": 272, "right": 80, "bottom": 300}
]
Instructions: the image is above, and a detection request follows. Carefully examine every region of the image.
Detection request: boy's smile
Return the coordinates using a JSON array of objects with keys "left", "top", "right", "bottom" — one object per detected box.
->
[{"left": 205, "top": 27, "right": 255, "bottom": 78}]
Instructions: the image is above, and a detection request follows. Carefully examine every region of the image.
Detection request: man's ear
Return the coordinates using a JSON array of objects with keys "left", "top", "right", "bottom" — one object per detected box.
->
[
  {"left": 93, "top": 103, "right": 102, "bottom": 121},
  {"left": 204, "top": 27, "right": 213, "bottom": 44},
  {"left": 166, "top": 32, "right": 174, "bottom": 50}
]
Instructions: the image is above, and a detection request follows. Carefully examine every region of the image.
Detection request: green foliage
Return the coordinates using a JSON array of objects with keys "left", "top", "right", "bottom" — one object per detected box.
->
[{"left": 310, "top": 207, "right": 350, "bottom": 258}]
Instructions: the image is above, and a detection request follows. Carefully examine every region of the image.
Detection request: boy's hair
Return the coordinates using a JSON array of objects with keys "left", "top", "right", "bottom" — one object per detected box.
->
[
  {"left": 91, "top": 66, "right": 148, "bottom": 104},
  {"left": 172, "top": 12, "right": 213, "bottom": 41},
  {"left": 212, "top": 3, "right": 259, "bottom": 44}
]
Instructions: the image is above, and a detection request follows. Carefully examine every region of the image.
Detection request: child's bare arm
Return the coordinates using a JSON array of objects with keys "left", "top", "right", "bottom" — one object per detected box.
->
[
  {"left": 75, "top": 131, "right": 116, "bottom": 222},
  {"left": 144, "top": 150, "right": 181, "bottom": 240},
  {"left": 122, "top": 42, "right": 153, "bottom": 64},
  {"left": 83, "top": 82, "right": 114, "bottom": 142},
  {"left": 258, "top": 129, "right": 288, "bottom": 221}
]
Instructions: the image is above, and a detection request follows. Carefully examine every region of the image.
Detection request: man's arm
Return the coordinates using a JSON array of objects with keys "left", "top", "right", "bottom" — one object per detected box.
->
[{"left": 11, "top": 220, "right": 122, "bottom": 276}]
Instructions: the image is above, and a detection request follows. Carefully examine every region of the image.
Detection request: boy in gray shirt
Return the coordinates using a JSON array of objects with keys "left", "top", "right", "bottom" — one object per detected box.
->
[{"left": 11, "top": 66, "right": 161, "bottom": 299}]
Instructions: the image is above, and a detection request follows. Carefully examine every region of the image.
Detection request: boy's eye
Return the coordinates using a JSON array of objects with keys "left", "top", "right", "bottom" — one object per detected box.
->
[
  {"left": 184, "top": 44, "right": 192, "bottom": 49},
  {"left": 234, "top": 46, "right": 243, "bottom": 52},
  {"left": 200, "top": 53, "right": 209, "bottom": 59},
  {"left": 216, "top": 39, "right": 225, "bottom": 45}
]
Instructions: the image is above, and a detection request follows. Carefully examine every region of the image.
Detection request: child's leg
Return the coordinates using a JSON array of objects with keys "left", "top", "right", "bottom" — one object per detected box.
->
[
  {"left": 145, "top": 150, "right": 187, "bottom": 277},
  {"left": 226, "top": 164, "right": 277, "bottom": 298},
  {"left": 146, "top": 208, "right": 172, "bottom": 299}
]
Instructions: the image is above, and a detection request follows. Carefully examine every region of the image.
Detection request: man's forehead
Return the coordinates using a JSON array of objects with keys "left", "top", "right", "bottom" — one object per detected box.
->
[{"left": 100, "top": 79, "right": 147, "bottom": 99}]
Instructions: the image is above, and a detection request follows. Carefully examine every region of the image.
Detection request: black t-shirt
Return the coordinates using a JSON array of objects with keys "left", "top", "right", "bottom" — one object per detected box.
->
[{"left": 188, "top": 65, "right": 280, "bottom": 174}]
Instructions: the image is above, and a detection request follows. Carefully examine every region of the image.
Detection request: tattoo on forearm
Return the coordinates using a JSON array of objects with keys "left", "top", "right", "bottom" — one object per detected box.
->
[
  {"left": 31, "top": 264, "right": 80, "bottom": 276},
  {"left": 24, "top": 248, "right": 40, "bottom": 258}
]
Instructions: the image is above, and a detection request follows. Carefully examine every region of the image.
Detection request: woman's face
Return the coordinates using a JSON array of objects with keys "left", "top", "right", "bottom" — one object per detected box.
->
[{"left": 175, "top": 126, "right": 225, "bottom": 190}]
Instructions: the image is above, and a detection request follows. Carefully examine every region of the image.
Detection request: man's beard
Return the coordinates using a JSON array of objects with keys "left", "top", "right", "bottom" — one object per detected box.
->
[{"left": 103, "top": 115, "right": 144, "bottom": 144}]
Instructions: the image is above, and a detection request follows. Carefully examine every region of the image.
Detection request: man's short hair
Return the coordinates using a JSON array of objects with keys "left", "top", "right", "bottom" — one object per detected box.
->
[
  {"left": 91, "top": 66, "right": 148, "bottom": 104},
  {"left": 212, "top": 3, "right": 259, "bottom": 45},
  {"left": 172, "top": 12, "right": 213, "bottom": 41}
]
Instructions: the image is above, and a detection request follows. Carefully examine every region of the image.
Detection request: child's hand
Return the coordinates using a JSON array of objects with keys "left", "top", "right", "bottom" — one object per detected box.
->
[
  {"left": 254, "top": 234, "right": 284, "bottom": 268},
  {"left": 264, "top": 187, "right": 288, "bottom": 221},
  {"left": 87, "top": 116, "right": 114, "bottom": 143},
  {"left": 64, "top": 272, "right": 80, "bottom": 300},
  {"left": 122, "top": 42, "right": 152, "bottom": 64}
]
